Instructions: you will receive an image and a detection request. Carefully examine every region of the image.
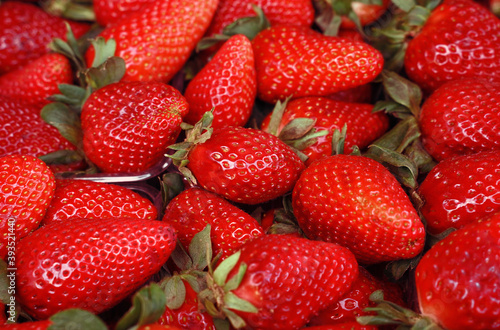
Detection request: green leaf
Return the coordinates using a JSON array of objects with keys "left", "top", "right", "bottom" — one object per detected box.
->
[
  {"left": 196, "top": 34, "right": 231, "bottom": 52},
  {"left": 39, "top": 150, "right": 83, "bottom": 165},
  {"left": 331, "top": 124, "right": 348, "bottom": 156},
  {"left": 224, "top": 292, "right": 258, "bottom": 313},
  {"left": 266, "top": 97, "right": 290, "bottom": 136},
  {"left": 160, "top": 173, "right": 185, "bottom": 210},
  {"left": 222, "top": 4, "right": 270, "bottom": 40},
  {"left": 392, "top": 0, "right": 416, "bottom": 12},
  {"left": 40, "top": 102, "right": 82, "bottom": 147},
  {"left": 49, "top": 309, "right": 107, "bottom": 330},
  {"left": 407, "top": 5, "right": 431, "bottom": 26},
  {"left": 365, "top": 146, "right": 419, "bottom": 188},
  {"left": 169, "top": 240, "right": 193, "bottom": 271},
  {"left": 163, "top": 276, "right": 187, "bottom": 310},
  {"left": 189, "top": 225, "right": 213, "bottom": 271},
  {"left": 213, "top": 318, "right": 231, "bottom": 330},
  {"left": 381, "top": 70, "right": 422, "bottom": 117},
  {"left": 114, "top": 283, "right": 167, "bottom": 330},
  {"left": 213, "top": 251, "right": 241, "bottom": 287},
  {"left": 278, "top": 118, "right": 316, "bottom": 141},
  {"left": 323, "top": 15, "right": 342, "bottom": 37},
  {"left": 50, "top": 84, "right": 88, "bottom": 107},
  {"left": 90, "top": 37, "right": 117, "bottom": 68},
  {"left": 385, "top": 254, "right": 422, "bottom": 281},
  {"left": 224, "top": 263, "right": 247, "bottom": 292},
  {"left": 85, "top": 56, "right": 126, "bottom": 91},
  {"left": 222, "top": 308, "right": 248, "bottom": 329}
]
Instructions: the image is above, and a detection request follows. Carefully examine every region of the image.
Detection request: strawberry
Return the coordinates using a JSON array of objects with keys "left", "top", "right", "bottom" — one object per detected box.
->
[
  {"left": 162, "top": 187, "right": 264, "bottom": 260},
  {"left": 292, "top": 154, "right": 426, "bottom": 264},
  {"left": 327, "top": 83, "right": 373, "bottom": 103},
  {"left": 0, "top": 155, "right": 55, "bottom": 259},
  {"left": 16, "top": 217, "right": 177, "bottom": 319},
  {"left": 418, "top": 78, "right": 500, "bottom": 161},
  {"left": 418, "top": 150, "right": 500, "bottom": 235},
  {"left": 340, "top": 0, "right": 391, "bottom": 29},
  {"left": 260, "top": 97, "right": 389, "bottom": 164},
  {"left": 0, "top": 1, "right": 90, "bottom": 74},
  {"left": 85, "top": 0, "right": 218, "bottom": 83},
  {"left": 170, "top": 123, "right": 306, "bottom": 205},
  {"left": 93, "top": 0, "right": 156, "bottom": 26},
  {"left": 205, "top": 0, "right": 315, "bottom": 37},
  {"left": 0, "top": 309, "right": 108, "bottom": 329},
  {"left": 42, "top": 179, "right": 158, "bottom": 226},
  {"left": 0, "top": 53, "right": 73, "bottom": 107},
  {"left": 0, "top": 321, "right": 52, "bottom": 329},
  {"left": 183, "top": 34, "right": 257, "bottom": 129},
  {"left": 252, "top": 25, "right": 384, "bottom": 103},
  {"left": 81, "top": 81, "right": 189, "bottom": 173},
  {"left": 404, "top": 0, "right": 500, "bottom": 92},
  {"left": 415, "top": 212, "right": 500, "bottom": 330},
  {"left": 306, "top": 323, "right": 377, "bottom": 330},
  {"left": 199, "top": 234, "right": 359, "bottom": 329}
]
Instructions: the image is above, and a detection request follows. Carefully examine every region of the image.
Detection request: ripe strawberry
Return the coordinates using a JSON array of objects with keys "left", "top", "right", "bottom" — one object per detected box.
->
[
  {"left": 0, "top": 155, "right": 55, "bottom": 259},
  {"left": 173, "top": 125, "right": 305, "bottom": 205},
  {"left": 85, "top": 0, "right": 218, "bottom": 83},
  {"left": 205, "top": 0, "right": 315, "bottom": 37},
  {"left": 0, "top": 96, "right": 76, "bottom": 160},
  {"left": 162, "top": 187, "right": 264, "bottom": 260},
  {"left": 252, "top": 25, "right": 384, "bottom": 103},
  {"left": 42, "top": 179, "right": 158, "bottom": 226},
  {"left": 16, "top": 217, "right": 177, "bottom": 319},
  {"left": 415, "top": 212, "right": 500, "bottom": 330},
  {"left": 184, "top": 35, "right": 256, "bottom": 129},
  {"left": 0, "top": 1, "right": 90, "bottom": 74},
  {"left": 340, "top": 0, "right": 391, "bottom": 29},
  {"left": 418, "top": 150, "right": 500, "bottom": 235},
  {"left": 260, "top": 97, "right": 389, "bottom": 164},
  {"left": 418, "top": 78, "right": 500, "bottom": 161},
  {"left": 200, "top": 234, "right": 359, "bottom": 329},
  {"left": 81, "top": 81, "right": 189, "bottom": 173},
  {"left": 306, "top": 323, "right": 377, "bottom": 330},
  {"left": 0, "top": 53, "right": 73, "bottom": 107},
  {"left": 0, "top": 321, "right": 52, "bottom": 329},
  {"left": 327, "top": 83, "right": 373, "bottom": 103},
  {"left": 93, "top": 0, "right": 156, "bottom": 26},
  {"left": 405, "top": 0, "right": 500, "bottom": 92},
  {"left": 292, "top": 154, "right": 426, "bottom": 264},
  {"left": 0, "top": 309, "right": 107, "bottom": 329}
]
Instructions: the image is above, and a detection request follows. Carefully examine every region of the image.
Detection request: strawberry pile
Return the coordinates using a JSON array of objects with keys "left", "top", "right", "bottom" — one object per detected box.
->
[{"left": 1, "top": 0, "right": 500, "bottom": 329}]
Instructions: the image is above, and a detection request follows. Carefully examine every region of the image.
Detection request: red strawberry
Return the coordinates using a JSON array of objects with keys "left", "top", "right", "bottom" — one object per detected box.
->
[
  {"left": 260, "top": 97, "right": 389, "bottom": 164},
  {"left": 0, "top": 321, "right": 52, "bottom": 329},
  {"left": 0, "top": 309, "right": 107, "bottom": 329},
  {"left": 0, "top": 155, "right": 55, "bottom": 259},
  {"left": 252, "top": 25, "right": 384, "bottom": 103},
  {"left": 0, "top": 1, "right": 90, "bottom": 74},
  {"left": 16, "top": 217, "right": 177, "bottom": 319},
  {"left": 308, "top": 267, "right": 405, "bottom": 326},
  {"left": 418, "top": 78, "right": 500, "bottom": 161},
  {"left": 341, "top": 0, "right": 391, "bottom": 29},
  {"left": 292, "top": 154, "right": 426, "bottom": 264},
  {"left": 415, "top": 212, "right": 500, "bottom": 330},
  {"left": 85, "top": 0, "right": 218, "bottom": 83},
  {"left": 418, "top": 150, "right": 500, "bottom": 235},
  {"left": 183, "top": 34, "right": 257, "bottom": 129},
  {"left": 0, "top": 53, "right": 73, "bottom": 107},
  {"left": 81, "top": 81, "right": 189, "bottom": 173},
  {"left": 405, "top": 0, "right": 500, "bottom": 92},
  {"left": 205, "top": 0, "right": 315, "bottom": 37},
  {"left": 93, "top": 0, "right": 156, "bottom": 26},
  {"left": 306, "top": 323, "right": 377, "bottom": 330},
  {"left": 327, "top": 83, "right": 373, "bottom": 104},
  {"left": 173, "top": 125, "right": 305, "bottom": 205},
  {"left": 200, "top": 234, "right": 359, "bottom": 329},
  {"left": 162, "top": 187, "right": 263, "bottom": 260},
  {"left": 42, "top": 179, "right": 158, "bottom": 226},
  {"left": 0, "top": 96, "right": 76, "bottom": 159}
]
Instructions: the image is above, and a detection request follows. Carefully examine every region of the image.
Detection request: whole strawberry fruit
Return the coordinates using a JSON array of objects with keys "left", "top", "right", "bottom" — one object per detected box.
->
[
  {"left": 93, "top": 0, "right": 156, "bottom": 26},
  {"left": 0, "top": 155, "right": 55, "bottom": 259},
  {"left": 16, "top": 217, "right": 177, "bottom": 319},
  {"left": 252, "top": 25, "right": 384, "bottom": 103},
  {"left": 415, "top": 212, "right": 500, "bottom": 330},
  {"left": 419, "top": 150, "right": 500, "bottom": 235},
  {"left": 292, "top": 154, "right": 426, "bottom": 264},
  {"left": 418, "top": 77, "right": 500, "bottom": 161},
  {"left": 81, "top": 81, "right": 189, "bottom": 173},
  {"left": 200, "top": 234, "right": 359, "bottom": 330}
]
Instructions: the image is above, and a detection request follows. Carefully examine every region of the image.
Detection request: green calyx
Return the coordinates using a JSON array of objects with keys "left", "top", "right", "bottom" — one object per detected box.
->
[{"left": 42, "top": 0, "right": 96, "bottom": 22}]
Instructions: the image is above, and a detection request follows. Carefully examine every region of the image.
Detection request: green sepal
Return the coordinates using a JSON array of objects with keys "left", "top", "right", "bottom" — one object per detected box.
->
[
  {"left": 49, "top": 22, "right": 86, "bottom": 73},
  {"left": 331, "top": 124, "right": 348, "bottom": 156},
  {"left": 49, "top": 83, "right": 88, "bottom": 108},
  {"left": 224, "top": 292, "right": 258, "bottom": 313},
  {"left": 381, "top": 70, "right": 422, "bottom": 117},
  {"left": 49, "top": 309, "right": 107, "bottom": 330},
  {"left": 384, "top": 254, "right": 422, "bottom": 281},
  {"left": 196, "top": 34, "right": 231, "bottom": 52},
  {"left": 114, "top": 283, "right": 167, "bottom": 330},
  {"left": 85, "top": 56, "right": 126, "bottom": 91},
  {"left": 405, "top": 140, "right": 437, "bottom": 174},
  {"left": 278, "top": 118, "right": 316, "bottom": 141},
  {"left": 160, "top": 172, "right": 185, "bottom": 210},
  {"left": 162, "top": 276, "right": 186, "bottom": 310},
  {"left": 180, "top": 272, "right": 207, "bottom": 293},
  {"left": 224, "top": 263, "right": 247, "bottom": 292},
  {"left": 425, "top": 227, "right": 457, "bottom": 249},
  {"left": 372, "top": 100, "right": 409, "bottom": 118},
  {"left": 213, "top": 318, "right": 231, "bottom": 330},
  {"left": 222, "top": 308, "right": 248, "bottom": 329},
  {"left": 265, "top": 97, "right": 290, "bottom": 136},
  {"left": 222, "top": 4, "right": 270, "bottom": 40},
  {"left": 169, "top": 241, "right": 194, "bottom": 272},
  {"left": 213, "top": 251, "right": 241, "bottom": 287},
  {"left": 39, "top": 150, "right": 84, "bottom": 165},
  {"left": 41, "top": 102, "right": 82, "bottom": 147},
  {"left": 407, "top": 5, "right": 432, "bottom": 26},
  {"left": 189, "top": 225, "right": 213, "bottom": 271},
  {"left": 89, "top": 37, "right": 117, "bottom": 68},
  {"left": 391, "top": 0, "right": 416, "bottom": 12},
  {"left": 43, "top": 0, "right": 96, "bottom": 21}
]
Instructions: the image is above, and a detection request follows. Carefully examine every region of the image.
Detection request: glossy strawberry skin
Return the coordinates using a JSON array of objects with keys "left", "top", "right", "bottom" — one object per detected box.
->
[
  {"left": 162, "top": 187, "right": 263, "bottom": 259},
  {"left": 227, "top": 234, "right": 358, "bottom": 330},
  {"left": 418, "top": 78, "right": 500, "bottom": 161},
  {"left": 306, "top": 323, "right": 378, "bottom": 330},
  {"left": 415, "top": 213, "right": 500, "bottom": 330},
  {"left": 187, "top": 126, "right": 305, "bottom": 205},
  {"left": 16, "top": 217, "right": 177, "bottom": 320},
  {"left": 0, "top": 320, "right": 52, "bottom": 329},
  {"left": 0, "top": 53, "right": 73, "bottom": 107},
  {"left": 418, "top": 151, "right": 500, "bottom": 235},
  {"left": 81, "top": 81, "right": 189, "bottom": 173},
  {"left": 86, "top": 0, "right": 218, "bottom": 83},
  {"left": 292, "top": 154, "right": 426, "bottom": 264},
  {"left": 339, "top": 0, "right": 391, "bottom": 29},
  {"left": 0, "top": 1, "right": 89, "bottom": 75},
  {"left": 0, "top": 155, "right": 55, "bottom": 259},
  {"left": 252, "top": 25, "right": 384, "bottom": 103},
  {"left": 184, "top": 35, "right": 257, "bottom": 129},
  {"left": 260, "top": 97, "right": 389, "bottom": 164},
  {"left": 405, "top": 0, "right": 500, "bottom": 92},
  {"left": 0, "top": 96, "right": 76, "bottom": 159},
  {"left": 42, "top": 179, "right": 158, "bottom": 226},
  {"left": 205, "top": 0, "right": 315, "bottom": 37},
  {"left": 93, "top": 0, "right": 156, "bottom": 26}
]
